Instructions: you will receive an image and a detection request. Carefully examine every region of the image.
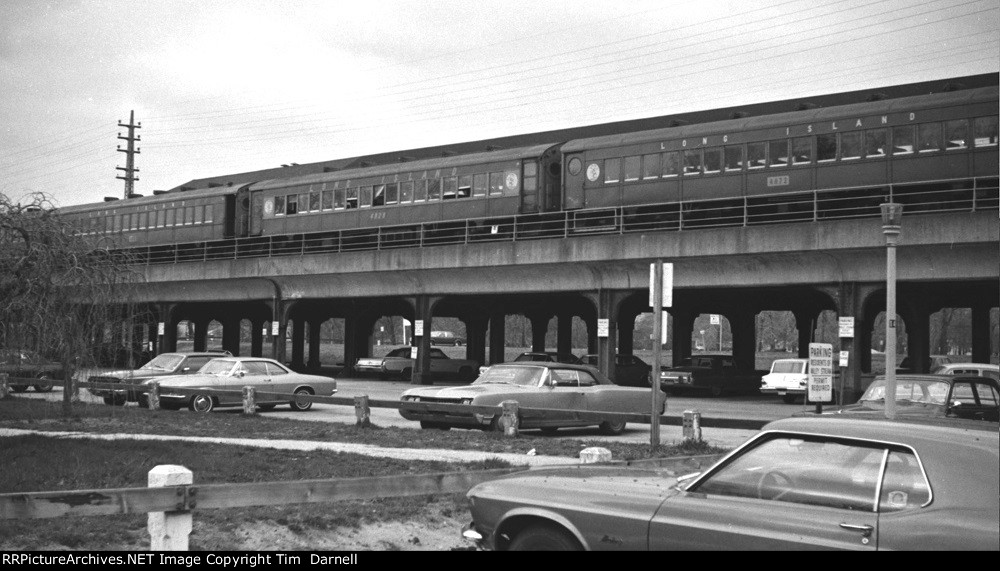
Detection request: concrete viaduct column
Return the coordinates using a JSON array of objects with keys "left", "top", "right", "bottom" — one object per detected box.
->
[
  {"left": 158, "top": 304, "right": 178, "bottom": 354},
  {"left": 411, "top": 295, "right": 438, "bottom": 385},
  {"left": 291, "top": 319, "right": 306, "bottom": 370},
  {"left": 307, "top": 319, "right": 322, "bottom": 370},
  {"left": 193, "top": 318, "right": 209, "bottom": 352},
  {"left": 823, "top": 282, "right": 879, "bottom": 403},
  {"left": 729, "top": 310, "right": 757, "bottom": 372},
  {"left": 488, "top": 310, "right": 506, "bottom": 366},
  {"left": 556, "top": 311, "right": 573, "bottom": 356},
  {"left": 251, "top": 319, "right": 264, "bottom": 357},
  {"left": 343, "top": 308, "right": 377, "bottom": 377},
  {"left": 972, "top": 303, "right": 992, "bottom": 364},
  {"left": 465, "top": 315, "right": 488, "bottom": 370},
  {"left": 526, "top": 310, "right": 552, "bottom": 352},
  {"left": 585, "top": 290, "right": 625, "bottom": 383},
  {"left": 670, "top": 309, "right": 696, "bottom": 367},
  {"left": 617, "top": 308, "right": 639, "bottom": 355},
  {"left": 900, "top": 287, "right": 931, "bottom": 373},
  {"left": 222, "top": 315, "right": 241, "bottom": 356},
  {"left": 793, "top": 310, "right": 819, "bottom": 359}
]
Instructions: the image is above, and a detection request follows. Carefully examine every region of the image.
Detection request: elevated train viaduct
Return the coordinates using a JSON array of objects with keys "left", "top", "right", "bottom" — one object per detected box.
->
[{"left": 130, "top": 207, "right": 998, "bottom": 402}]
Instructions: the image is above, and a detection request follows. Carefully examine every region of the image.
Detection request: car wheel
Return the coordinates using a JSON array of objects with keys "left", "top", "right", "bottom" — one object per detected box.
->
[
  {"left": 454, "top": 341, "right": 463, "bottom": 346},
  {"left": 103, "top": 394, "right": 126, "bottom": 406},
  {"left": 508, "top": 524, "right": 580, "bottom": 551},
  {"left": 189, "top": 394, "right": 215, "bottom": 413},
  {"left": 781, "top": 394, "right": 799, "bottom": 404},
  {"left": 33, "top": 375, "right": 54, "bottom": 392},
  {"left": 419, "top": 421, "right": 451, "bottom": 430},
  {"left": 598, "top": 420, "right": 627, "bottom": 436},
  {"left": 289, "top": 388, "right": 314, "bottom": 411},
  {"left": 399, "top": 367, "right": 413, "bottom": 382}
]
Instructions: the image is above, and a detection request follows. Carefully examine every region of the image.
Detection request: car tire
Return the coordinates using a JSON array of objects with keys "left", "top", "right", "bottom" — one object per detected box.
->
[
  {"left": 189, "top": 394, "right": 215, "bottom": 413},
  {"left": 33, "top": 375, "right": 54, "bottom": 392},
  {"left": 103, "top": 394, "right": 126, "bottom": 406},
  {"left": 598, "top": 420, "right": 627, "bottom": 436},
  {"left": 419, "top": 421, "right": 451, "bottom": 430},
  {"left": 509, "top": 524, "right": 580, "bottom": 551},
  {"left": 399, "top": 367, "right": 413, "bottom": 382},
  {"left": 289, "top": 388, "right": 314, "bottom": 411}
]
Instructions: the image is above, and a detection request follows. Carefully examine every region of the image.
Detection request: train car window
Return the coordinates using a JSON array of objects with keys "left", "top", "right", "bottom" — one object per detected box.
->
[
  {"left": 642, "top": 153, "right": 661, "bottom": 179},
  {"left": 185, "top": 206, "right": 195, "bottom": 225},
  {"left": 204, "top": 205, "right": 213, "bottom": 224},
  {"left": 768, "top": 139, "right": 789, "bottom": 167},
  {"left": 360, "top": 186, "right": 373, "bottom": 208},
  {"left": 816, "top": 133, "right": 837, "bottom": 162},
  {"left": 865, "top": 129, "right": 887, "bottom": 158},
  {"left": 194, "top": 205, "right": 204, "bottom": 224},
  {"left": 604, "top": 158, "right": 621, "bottom": 183},
  {"left": 473, "top": 173, "right": 487, "bottom": 197},
  {"left": 286, "top": 194, "right": 298, "bottom": 215},
  {"left": 322, "top": 190, "right": 334, "bottom": 210},
  {"left": 662, "top": 151, "right": 681, "bottom": 177},
  {"left": 136, "top": 212, "right": 145, "bottom": 230},
  {"left": 917, "top": 123, "right": 942, "bottom": 152},
  {"left": 274, "top": 195, "right": 285, "bottom": 215},
  {"left": 401, "top": 181, "right": 414, "bottom": 203},
  {"left": 892, "top": 125, "right": 915, "bottom": 154},
  {"left": 113, "top": 214, "right": 122, "bottom": 233},
  {"left": 724, "top": 146, "right": 743, "bottom": 172},
  {"left": 298, "top": 193, "right": 309, "bottom": 213},
  {"left": 372, "top": 185, "right": 385, "bottom": 207},
  {"left": 442, "top": 177, "right": 458, "bottom": 200},
  {"left": 427, "top": 178, "right": 442, "bottom": 201},
  {"left": 792, "top": 137, "right": 812, "bottom": 164},
  {"left": 129, "top": 212, "right": 138, "bottom": 230},
  {"left": 385, "top": 183, "right": 399, "bottom": 205},
  {"left": 488, "top": 172, "right": 503, "bottom": 195},
  {"left": 524, "top": 168, "right": 537, "bottom": 193},
  {"left": 310, "top": 191, "right": 321, "bottom": 211},
  {"left": 944, "top": 119, "right": 968, "bottom": 150},
  {"left": 165, "top": 209, "right": 175, "bottom": 226},
  {"left": 973, "top": 116, "right": 998, "bottom": 146},
  {"left": 104, "top": 217, "right": 113, "bottom": 234},
  {"left": 747, "top": 142, "right": 766, "bottom": 169},
  {"left": 155, "top": 210, "right": 164, "bottom": 227},
  {"left": 334, "top": 188, "right": 345, "bottom": 210},
  {"left": 458, "top": 176, "right": 472, "bottom": 198},
  {"left": 683, "top": 149, "right": 702, "bottom": 175},
  {"left": 414, "top": 180, "right": 428, "bottom": 202},
  {"left": 345, "top": 188, "right": 358, "bottom": 209},
  {"left": 623, "top": 155, "right": 640, "bottom": 181},
  {"left": 841, "top": 132, "right": 862, "bottom": 160},
  {"left": 703, "top": 148, "right": 722, "bottom": 174}
]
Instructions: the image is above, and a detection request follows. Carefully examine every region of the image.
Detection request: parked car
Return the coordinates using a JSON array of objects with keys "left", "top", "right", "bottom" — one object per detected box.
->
[
  {"left": 835, "top": 374, "right": 999, "bottom": 423},
  {"left": 759, "top": 358, "right": 810, "bottom": 403},
  {"left": 88, "top": 351, "right": 231, "bottom": 406},
  {"left": 933, "top": 362, "right": 999, "bottom": 380},
  {"left": 658, "top": 354, "right": 764, "bottom": 397},
  {"left": 429, "top": 331, "right": 465, "bottom": 346},
  {"left": 399, "top": 362, "right": 659, "bottom": 435},
  {"left": 0, "top": 349, "right": 60, "bottom": 393},
  {"left": 897, "top": 355, "right": 952, "bottom": 374},
  {"left": 152, "top": 356, "right": 337, "bottom": 412},
  {"left": 462, "top": 415, "right": 999, "bottom": 550},
  {"left": 513, "top": 351, "right": 582, "bottom": 364},
  {"left": 581, "top": 354, "right": 652, "bottom": 387},
  {"left": 354, "top": 347, "right": 479, "bottom": 382}
]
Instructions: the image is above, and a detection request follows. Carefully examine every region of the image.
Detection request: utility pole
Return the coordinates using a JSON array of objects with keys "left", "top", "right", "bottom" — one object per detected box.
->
[{"left": 116, "top": 110, "right": 141, "bottom": 199}]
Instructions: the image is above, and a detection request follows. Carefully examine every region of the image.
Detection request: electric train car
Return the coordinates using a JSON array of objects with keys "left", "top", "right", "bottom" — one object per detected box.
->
[{"left": 55, "top": 80, "right": 998, "bottom": 260}]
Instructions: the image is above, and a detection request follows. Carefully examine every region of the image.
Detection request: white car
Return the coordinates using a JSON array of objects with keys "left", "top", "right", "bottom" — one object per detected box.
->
[
  {"left": 355, "top": 347, "right": 479, "bottom": 382},
  {"left": 759, "top": 358, "right": 810, "bottom": 403},
  {"left": 933, "top": 362, "right": 1000, "bottom": 380}
]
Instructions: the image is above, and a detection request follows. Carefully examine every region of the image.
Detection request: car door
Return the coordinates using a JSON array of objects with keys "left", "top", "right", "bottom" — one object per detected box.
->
[
  {"left": 545, "top": 368, "right": 589, "bottom": 425},
  {"left": 232, "top": 361, "right": 270, "bottom": 405},
  {"left": 649, "top": 434, "right": 882, "bottom": 550},
  {"left": 428, "top": 348, "right": 454, "bottom": 374},
  {"left": 947, "top": 379, "right": 1000, "bottom": 421},
  {"left": 264, "top": 362, "right": 292, "bottom": 402}
]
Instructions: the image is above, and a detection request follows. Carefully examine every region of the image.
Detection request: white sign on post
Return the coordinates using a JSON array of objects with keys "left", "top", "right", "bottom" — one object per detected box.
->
[
  {"left": 839, "top": 351, "right": 850, "bottom": 367},
  {"left": 271, "top": 322, "right": 279, "bottom": 336},
  {"left": 710, "top": 314, "right": 720, "bottom": 325},
  {"left": 649, "top": 262, "right": 673, "bottom": 308},
  {"left": 157, "top": 322, "right": 165, "bottom": 336},
  {"left": 838, "top": 317, "right": 855, "bottom": 338},
  {"left": 808, "top": 342, "right": 834, "bottom": 403},
  {"left": 597, "top": 319, "right": 609, "bottom": 338},
  {"left": 410, "top": 346, "right": 418, "bottom": 359},
  {"left": 414, "top": 320, "right": 424, "bottom": 337}
]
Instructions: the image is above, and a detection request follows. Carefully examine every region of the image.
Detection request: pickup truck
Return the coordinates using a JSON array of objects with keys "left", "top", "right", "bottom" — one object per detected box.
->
[{"left": 657, "top": 354, "right": 765, "bottom": 397}]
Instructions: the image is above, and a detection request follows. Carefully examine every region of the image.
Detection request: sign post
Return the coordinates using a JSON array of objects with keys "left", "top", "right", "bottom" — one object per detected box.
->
[
  {"left": 649, "top": 261, "right": 673, "bottom": 449},
  {"left": 808, "top": 342, "right": 834, "bottom": 414}
]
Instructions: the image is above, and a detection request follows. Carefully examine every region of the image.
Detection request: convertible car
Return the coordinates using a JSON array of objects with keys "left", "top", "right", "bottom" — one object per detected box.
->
[
  {"left": 399, "top": 362, "right": 660, "bottom": 435},
  {"left": 151, "top": 356, "right": 337, "bottom": 412},
  {"left": 463, "top": 415, "right": 999, "bottom": 550}
]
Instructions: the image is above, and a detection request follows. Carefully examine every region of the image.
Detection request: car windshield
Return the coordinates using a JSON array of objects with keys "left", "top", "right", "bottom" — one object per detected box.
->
[
  {"left": 474, "top": 366, "right": 546, "bottom": 387},
  {"left": 514, "top": 354, "right": 548, "bottom": 362},
  {"left": 139, "top": 354, "right": 184, "bottom": 371},
  {"left": 198, "top": 359, "right": 238, "bottom": 375},
  {"left": 859, "top": 379, "right": 950, "bottom": 405},
  {"left": 771, "top": 361, "right": 806, "bottom": 374}
]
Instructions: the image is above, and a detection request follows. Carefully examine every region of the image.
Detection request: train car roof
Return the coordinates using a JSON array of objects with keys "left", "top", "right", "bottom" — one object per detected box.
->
[
  {"left": 249, "top": 143, "right": 561, "bottom": 191},
  {"left": 56, "top": 184, "right": 245, "bottom": 215},
  {"left": 562, "top": 85, "right": 999, "bottom": 152}
]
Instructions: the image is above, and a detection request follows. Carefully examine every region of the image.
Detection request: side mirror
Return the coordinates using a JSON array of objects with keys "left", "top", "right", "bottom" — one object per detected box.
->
[{"left": 182, "top": 367, "right": 190, "bottom": 373}]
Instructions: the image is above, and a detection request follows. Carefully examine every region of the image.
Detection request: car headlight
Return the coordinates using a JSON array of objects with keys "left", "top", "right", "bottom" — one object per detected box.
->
[
  {"left": 460, "top": 398, "right": 473, "bottom": 405},
  {"left": 402, "top": 395, "right": 418, "bottom": 402}
]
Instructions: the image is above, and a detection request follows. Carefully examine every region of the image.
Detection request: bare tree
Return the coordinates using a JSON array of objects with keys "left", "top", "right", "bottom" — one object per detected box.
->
[{"left": 1, "top": 192, "right": 144, "bottom": 414}]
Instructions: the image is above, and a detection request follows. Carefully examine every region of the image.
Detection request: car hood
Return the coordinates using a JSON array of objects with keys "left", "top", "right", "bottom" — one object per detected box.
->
[
  {"left": 470, "top": 464, "right": 680, "bottom": 515},
  {"left": 89, "top": 369, "right": 161, "bottom": 381},
  {"left": 837, "top": 401, "right": 947, "bottom": 417}
]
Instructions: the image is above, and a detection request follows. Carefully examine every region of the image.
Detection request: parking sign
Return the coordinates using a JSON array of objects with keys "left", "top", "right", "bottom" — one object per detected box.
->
[{"left": 808, "top": 343, "right": 834, "bottom": 403}]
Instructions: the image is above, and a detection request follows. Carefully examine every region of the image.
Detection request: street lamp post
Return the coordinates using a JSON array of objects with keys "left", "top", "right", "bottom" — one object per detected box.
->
[{"left": 881, "top": 202, "right": 903, "bottom": 420}]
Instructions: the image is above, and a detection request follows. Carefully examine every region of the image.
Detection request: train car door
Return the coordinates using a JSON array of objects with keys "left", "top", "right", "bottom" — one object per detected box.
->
[
  {"left": 563, "top": 152, "right": 586, "bottom": 209},
  {"left": 248, "top": 189, "right": 264, "bottom": 236}
]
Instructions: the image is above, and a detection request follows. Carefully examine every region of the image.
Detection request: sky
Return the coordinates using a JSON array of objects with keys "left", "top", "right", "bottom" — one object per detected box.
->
[{"left": 1, "top": 0, "right": 997, "bottom": 207}]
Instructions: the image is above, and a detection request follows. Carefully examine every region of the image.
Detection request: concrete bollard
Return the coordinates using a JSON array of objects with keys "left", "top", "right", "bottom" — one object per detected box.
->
[
  {"left": 0, "top": 373, "right": 8, "bottom": 399},
  {"left": 354, "top": 395, "right": 371, "bottom": 427},
  {"left": 579, "top": 447, "right": 613, "bottom": 464},
  {"left": 242, "top": 386, "right": 256, "bottom": 415},
  {"left": 682, "top": 410, "right": 702, "bottom": 441},
  {"left": 148, "top": 465, "right": 193, "bottom": 551},
  {"left": 148, "top": 382, "right": 160, "bottom": 411},
  {"left": 498, "top": 400, "right": 520, "bottom": 437}
]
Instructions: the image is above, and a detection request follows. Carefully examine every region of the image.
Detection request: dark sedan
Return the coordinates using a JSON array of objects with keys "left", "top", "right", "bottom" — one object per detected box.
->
[
  {"left": 836, "top": 374, "right": 999, "bottom": 422},
  {"left": 463, "top": 416, "right": 999, "bottom": 550},
  {"left": 581, "top": 354, "right": 652, "bottom": 387}
]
